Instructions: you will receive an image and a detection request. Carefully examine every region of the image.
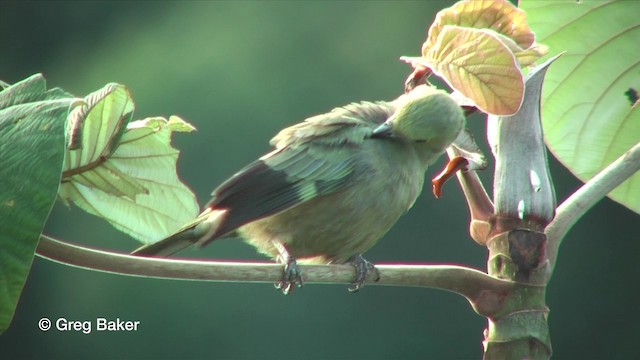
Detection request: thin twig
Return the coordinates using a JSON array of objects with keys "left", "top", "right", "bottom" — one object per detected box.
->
[{"left": 546, "top": 142, "right": 640, "bottom": 271}]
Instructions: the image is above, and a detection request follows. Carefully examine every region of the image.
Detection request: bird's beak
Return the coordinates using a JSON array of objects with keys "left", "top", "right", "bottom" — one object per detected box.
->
[{"left": 371, "top": 122, "right": 394, "bottom": 138}]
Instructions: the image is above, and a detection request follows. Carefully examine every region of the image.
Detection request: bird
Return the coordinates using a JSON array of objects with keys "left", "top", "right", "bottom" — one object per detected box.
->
[{"left": 132, "top": 85, "right": 465, "bottom": 294}]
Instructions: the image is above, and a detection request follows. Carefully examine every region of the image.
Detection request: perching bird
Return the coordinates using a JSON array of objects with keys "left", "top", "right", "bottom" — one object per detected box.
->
[{"left": 132, "top": 85, "right": 465, "bottom": 293}]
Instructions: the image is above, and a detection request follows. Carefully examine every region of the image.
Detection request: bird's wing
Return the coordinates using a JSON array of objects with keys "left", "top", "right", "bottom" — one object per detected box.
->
[
  {"left": 204, "top": 101, "right": 396, "bottom": 239},
  {"left": 270, "top": 100, "right": 395, "bottom": 148}
]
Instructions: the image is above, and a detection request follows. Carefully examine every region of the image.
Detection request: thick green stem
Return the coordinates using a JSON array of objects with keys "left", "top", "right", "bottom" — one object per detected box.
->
[
  {"left": 485, "top": 232, "right": 551, "bottom": 357},
  {"left": 477, "top": 56, "right": 561, "bottom": 359}
]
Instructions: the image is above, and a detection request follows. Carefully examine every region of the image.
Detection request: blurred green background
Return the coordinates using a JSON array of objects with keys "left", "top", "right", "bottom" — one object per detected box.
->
[{"left": 1, "top": 1, "right": 638, "bottom": 359}]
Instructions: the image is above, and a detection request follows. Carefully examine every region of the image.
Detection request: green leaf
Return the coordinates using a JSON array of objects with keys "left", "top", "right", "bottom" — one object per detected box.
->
[
  {"left": 59, "top": 114, "right": 199, "bottom": 243},
  {"left": 0, "top": 74, "right": 72, "bottom": 333},
  {"left": 62, "top": 84, "right": 139, "bottom": 197},
  {"left": 521, "top": 0, "right": 640, "bottom": 214}
]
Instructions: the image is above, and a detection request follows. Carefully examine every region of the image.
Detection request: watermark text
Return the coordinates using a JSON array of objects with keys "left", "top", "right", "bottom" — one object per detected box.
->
[{"left": 38, "top": 317, "right": 141, "bottom": 334}]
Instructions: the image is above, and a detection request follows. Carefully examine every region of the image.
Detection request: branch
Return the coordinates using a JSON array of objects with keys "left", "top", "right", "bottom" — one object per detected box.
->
[
  {"left": 546, "top": 142, "right": 640, "bottom": 269},
  {"left": 36, "top": 235, "right": 514, "bottom": 308}
]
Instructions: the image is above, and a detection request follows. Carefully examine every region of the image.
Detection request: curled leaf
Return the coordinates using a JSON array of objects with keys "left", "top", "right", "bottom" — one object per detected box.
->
[
  {"left": 63, "top": 83, "right": 135, "bottom": 194},
  {"left": 493, "top": 33, "right": 549, "bottom": 67}
]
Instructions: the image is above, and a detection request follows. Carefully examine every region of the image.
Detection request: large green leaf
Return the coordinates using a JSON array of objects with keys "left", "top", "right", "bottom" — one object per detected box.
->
[
  {"left": 59, "top": 106, "right": 199, "bottom": 243},
  {"left": 0, "top": 74, "right": 73, "bottom": 333},
  {"left": 521, "top": 0, "right": 640, "bottom": 214}
]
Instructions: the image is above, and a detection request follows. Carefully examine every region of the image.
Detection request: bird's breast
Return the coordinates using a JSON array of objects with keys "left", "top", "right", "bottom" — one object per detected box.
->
[{"left": 239, "top": 139, "right": 427, "bottom": 264}]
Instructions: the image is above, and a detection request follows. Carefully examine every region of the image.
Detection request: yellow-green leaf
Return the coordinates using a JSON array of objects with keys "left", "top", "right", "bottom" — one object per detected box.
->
[
  {"left": 59, "top": 116, "right": 198, "bottom": 243},
  {"left": 425, "top": 0, "right": 534, "bottom": 52},
  {"left": 423, "top": 25, "right": 524, "bottom": 115},
  {"left": 515, "top": 44, "right": 549, "bottom": 67},
  {"left": 63, "top": 84, "right": 141, "bottom": 198},
  {"left": 493, "top": 32, "right": 549, "bottom": 67}
]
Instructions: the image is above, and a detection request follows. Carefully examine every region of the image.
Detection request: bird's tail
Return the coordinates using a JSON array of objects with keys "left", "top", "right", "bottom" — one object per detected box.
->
[{"left": 131, "top": 208, "right": 227, "bottom": 257}]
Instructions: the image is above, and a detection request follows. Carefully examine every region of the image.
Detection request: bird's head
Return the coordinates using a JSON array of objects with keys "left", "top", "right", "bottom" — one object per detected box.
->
[{"left": 372, "top": 85, "right": 465, "bottom": 151}]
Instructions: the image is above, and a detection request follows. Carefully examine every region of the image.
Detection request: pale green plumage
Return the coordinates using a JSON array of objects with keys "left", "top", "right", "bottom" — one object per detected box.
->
[{"left": 132, "top": 85, "right": 465, "bottom": 267}]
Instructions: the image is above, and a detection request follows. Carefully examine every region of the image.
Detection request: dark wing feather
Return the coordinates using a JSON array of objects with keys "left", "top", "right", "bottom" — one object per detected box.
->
[{"left": 206, "top": 158, "right": 304, "bottom": 237}]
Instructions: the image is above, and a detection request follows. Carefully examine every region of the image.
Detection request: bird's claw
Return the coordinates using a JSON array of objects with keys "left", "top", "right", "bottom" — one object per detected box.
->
[
  {"left": 347, "top": 254, "right": 380, "bottom": 293},
  {"left": 274, "top": 256, "right": 304, "bottom": 295}
]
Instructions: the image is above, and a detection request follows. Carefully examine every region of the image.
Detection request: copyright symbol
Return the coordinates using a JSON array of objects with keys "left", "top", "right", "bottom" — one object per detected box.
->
[{"left": 38, "top": 318, "right": 51, "bottom": 331}]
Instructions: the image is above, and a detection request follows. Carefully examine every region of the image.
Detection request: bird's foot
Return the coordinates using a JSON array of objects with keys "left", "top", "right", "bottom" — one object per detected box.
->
[
  {"left": 274, "top": 255, "right": 304, "bottom": 295},
  {"left": 347, "top": 254, "right": 380, "bottom": 293},
  {"left": 272, "top": 240, "right": 304, "bottom": 295}
]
